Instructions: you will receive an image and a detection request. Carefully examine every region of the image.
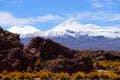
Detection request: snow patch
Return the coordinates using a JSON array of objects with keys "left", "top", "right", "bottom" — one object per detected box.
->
[
  {"left": 7, "top": 26, "right": 40, "bottom": 34},
  {"left": 7, "top": 18, "right": 120, "bottom": 39}
]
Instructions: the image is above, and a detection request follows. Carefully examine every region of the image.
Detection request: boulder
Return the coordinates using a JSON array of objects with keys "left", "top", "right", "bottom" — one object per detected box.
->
[
  {"left": 44, "top": 53, "right": 94, "bottom": 74},
  {"left": 0, "top": 27, "right": 23, "bottom": 50},
  {"left": 27, "top": 37, "right": 94, "bottom": 73},
  {"left": 27, "top": 37, "right": 75, "bottom": 61},
  {"left": 0, "top": 27, "right": 36, "bottom": 72}
]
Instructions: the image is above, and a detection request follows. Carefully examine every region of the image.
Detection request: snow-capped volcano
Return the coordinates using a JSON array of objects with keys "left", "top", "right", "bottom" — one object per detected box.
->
[
  {"left": 7, "top": 26, "right": 40, "bottom": 34},
  {"left": 7, "top": 18, "right": 120, "bottom": 51},
  {"left": 45, "top": 18, "right": 120, "bottom": 38},
  {"left": 49, "top": 18, "right": 83, "bottom": 32},
  {"left": 7, "top": 18, "right": 120, "bottom": 39}
]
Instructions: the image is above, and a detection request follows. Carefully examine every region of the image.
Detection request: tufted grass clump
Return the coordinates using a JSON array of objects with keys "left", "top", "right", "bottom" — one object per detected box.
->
[
  {"left": 54, "top": 72, "right": 70, "bottom": 80},
  {"left": 71, "top": 71, "right": 86, "bottom": 79},
  {"left": 87, "top": 71, "right": 100, "bottom": 79}
]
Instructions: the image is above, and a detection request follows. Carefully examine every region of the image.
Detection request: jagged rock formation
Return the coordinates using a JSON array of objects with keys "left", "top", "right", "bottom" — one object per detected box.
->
[
  {"left": 27, "top": 37, "right": 75, "bottom": 60},
  {"left": 0, "top": 27, "right": 23, "bottom": 50},
  {"left": 0, "top": 26, "right": 109, "bottom": 74},
  {"left": 90, "top": 50, "right": 120, "bottom": 61},
  {"left": 0, "top": 27, "right": 36, "bottom": 72},
  {"left": 26, "top": 37, "right": 94, "bottom": 74}
]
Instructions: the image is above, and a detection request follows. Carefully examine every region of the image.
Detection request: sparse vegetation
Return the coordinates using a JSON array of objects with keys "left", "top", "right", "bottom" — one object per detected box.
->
[
  {"left": 1, "top": 69, "right": 120, "bottom": 79},
  {"left": 1, "top": 50, "right": 120, "bottom": 79}
]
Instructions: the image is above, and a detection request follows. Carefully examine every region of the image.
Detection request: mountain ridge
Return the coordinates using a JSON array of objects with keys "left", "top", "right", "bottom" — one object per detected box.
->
[
  {"left": 7, "top": 18, "right": 120, "bottom": 51},
  {"left": 7, "top": 18, "right": 120, "bottom": 39}
]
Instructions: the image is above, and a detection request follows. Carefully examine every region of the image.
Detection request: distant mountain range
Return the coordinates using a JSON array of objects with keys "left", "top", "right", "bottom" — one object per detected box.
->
[{"left": 7, "top": 18, "right": 120, "bottom": 51}]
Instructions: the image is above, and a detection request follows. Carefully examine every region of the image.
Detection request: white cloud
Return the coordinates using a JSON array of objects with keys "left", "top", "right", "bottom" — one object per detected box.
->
[
  {"left": 108, "top": 14, "right": 120, "bottom": 21},
  {"left": 1, "top": 11, "right": 120, "bottom": 27},
  {"left": 0, "top": 11, "right": 62, "bottom": 26},
  {"left": 91, "top": 0, "right": 104, "bottom": 8},
  {"left": 34, "top": 15, "right": 62, "bottom": 22},
  {"left": 70, "top": 11, "right": 120, "bottom": 22},
  {"left": 91, "top": 0, "right": 114, "bottom": 8}
]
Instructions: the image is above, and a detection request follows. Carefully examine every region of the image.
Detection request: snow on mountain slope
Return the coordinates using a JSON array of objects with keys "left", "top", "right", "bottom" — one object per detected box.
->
[
  {"left": 7, "top": 26, "right": 42, "bottom": 38},
  {"left": 46, "top": 18, "right": 120, "bottom": 38},
  {"left": 7, "top": 18, "right": 120, "bottom": 39},
  {"left": 7, "top": 26, "right": 40, "bottom": 34},
  {"left": 8, "top": 18, "right": 120, "bottom": 51}
]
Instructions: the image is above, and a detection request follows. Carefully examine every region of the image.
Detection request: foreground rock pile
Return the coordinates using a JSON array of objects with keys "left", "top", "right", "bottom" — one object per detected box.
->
[
  {"left": 26, "top": 37, "right": 94, "bottom": 74},
  {"left": 0, "top": 27, "right": 94, "bottom": 74},
  {"left": 0, "top": 27, "right": 36, "bottom": 72}
]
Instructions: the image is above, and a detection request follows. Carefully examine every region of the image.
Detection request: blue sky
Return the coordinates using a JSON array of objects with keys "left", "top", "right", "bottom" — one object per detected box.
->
[{"left": 0, "top": 0, "right": 120, "bottom": 30}]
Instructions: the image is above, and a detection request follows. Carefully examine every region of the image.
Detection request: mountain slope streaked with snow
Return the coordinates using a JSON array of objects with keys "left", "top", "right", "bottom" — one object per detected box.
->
[
  {"left": 7, "top": 26, "right": 40, "bottom": 34},
  {"left": 46, "top": 18, "right": 120, "bottom": 38},
  {"left": 7, "top": 19, "right": 120, "bottom": 51},
  {"left": 7, "top": 18, "right": 120, "bottom": 39}
]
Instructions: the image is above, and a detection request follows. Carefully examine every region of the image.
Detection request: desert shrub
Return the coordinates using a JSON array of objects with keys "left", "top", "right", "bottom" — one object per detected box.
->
[
  {"left": 71, "top": 71, "right": 86, "bottom": 79},
  {"left": 98, "top": 61, "right": 108, "bottom": 70},
  {"left": 22, "top": 73, "right": 33, "bottom": 79},
  {"left": 33, "top": 72, "right": 40, "bottom": 78},
  {"left": 2, "top": 75, "right": 11, "bottom": 80},
  {"left": 10, "top": 72, "right": 23, "bottom": 79},
  {"left": 27, "top": 66, "right": 33, "bottom": 73},
  {"left": 38, "top": 70, "right": 53, "bottom": 80},
  {"left": 87, "top": 71, "right": 100, "bottom": 79},
  {"left": 34, "top": 60, "right": 43, "bottom": 71},
  {"left": 0, "top": 73, "right": 2, "bottom": 79},
  {"left": 54, "top": 72, "right": 70, "bottom": 80},
  {"left": 100, "top": 71, "right": 111, "bottom": 79},
  {"left": 116, "top": 66, "right": 120, "bottom": 74},
  {"left": 11, "top": 76, "right": 19, "bottom": 80},
  {"left": 95, "top": 60, "right": 120, "bottom": 73},
  {"left": 112, "top": 74, "right": 120, "bottom": 80},
  {"left": 2, "top": 71, "right": 21, "bottom": 79},
  {"left": 2, "top": 70, "right": 8, "bottom": 76}
]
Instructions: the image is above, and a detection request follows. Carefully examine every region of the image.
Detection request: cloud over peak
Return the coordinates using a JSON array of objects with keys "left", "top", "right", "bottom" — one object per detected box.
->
[
  {"left": 69, "top": 11, "right": 120, "bottom": 22},
  {"left": 91, "top": 0, "right": 117, "bottom": 8},
  {"left": 0, "top": 11, "right": 62, "bottom": 26}
]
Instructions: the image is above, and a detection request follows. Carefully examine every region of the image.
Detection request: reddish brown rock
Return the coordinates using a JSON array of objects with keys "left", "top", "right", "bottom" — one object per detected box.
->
[
  {"left": 27, "top": 37, "right": 94, "bottom": 73},
  {"left": 0, "top": 27, "right": 36, "bottom": 72},
  {"left": 44, "top": 53, "right": 94, "bottom": 74},
  {"left": 27, "top": 37, "right": 75, "bottom": 61},
  {"left": 0, "top": 27, "right": 23, "bottom": 50}
]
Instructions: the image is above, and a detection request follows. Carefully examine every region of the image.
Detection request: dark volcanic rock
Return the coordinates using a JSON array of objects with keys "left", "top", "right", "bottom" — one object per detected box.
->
[
  {"left": 27, "top": 37, "right": 94, "bottom": 73},
  {"left": 90, "top": 50, "right": 120, "bottom": 61},
  {"left": 0, "top": 27, "right": 23, "bottom": 50},
  {"left": 8, "top": 48, "right": 24, "bottom": 60},
  {"left": 0, "top": 27, "right": 36, "bottom": 72},
  {"left": 27, "top": 37, "right": 44, "bottom": 49},
  {"left": 44, "top": 54, "right": 94, "bottom": 74},
  {"left": 105, "top": 51, "right": 120, "bottom": 60},
  {"left": 27, "top": 37, "right": 75, "bottom": 61}
]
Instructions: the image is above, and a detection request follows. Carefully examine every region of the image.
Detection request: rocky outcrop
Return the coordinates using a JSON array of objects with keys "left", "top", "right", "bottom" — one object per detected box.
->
[
  {"left": 27, "top": 37, "right": 94, "bottom": 74},
  {"left": 0, "top": 27, "right": 36, "bottom": 72},
  {"left": 44, "top": 54, "right": 94, "bottom": 74},
  {"left": 90, "top": 50, "right": 120, "bottom": 61},
  {"left": 0, "top": 27, "right": 23, "bottom": 50},
  {"left": 0, "top": 27, "right": 94, "bottom": 74},
  {"left": 27, "top": 37, "right": 75, "bottom": 61}
]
